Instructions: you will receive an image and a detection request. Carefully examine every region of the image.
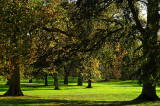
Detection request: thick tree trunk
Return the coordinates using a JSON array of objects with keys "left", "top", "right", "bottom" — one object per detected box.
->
[
  {"left": 53, "top": 73, "right": 60, "bottom": 90},
  {"left": 135, "top": 83, "right": 159, "bottom": 101},
  {"left": 44, "top": 73, "right": 48, "bottom": 86},
  {"left": 3, "top": 61, "right": 23, "bottom": 96},
  {"left": 77, "top": 70, "right": 83, "bottom": 86}
]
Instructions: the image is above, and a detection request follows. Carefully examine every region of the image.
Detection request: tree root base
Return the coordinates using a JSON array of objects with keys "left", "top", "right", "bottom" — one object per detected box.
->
[
  {"left": 86, "top": 86, "right": 93, "bottom": 88},
  {"left": 133, "top": 94, "right": 160, "bottom": 101},
  {"left": 54, "top": 88, "right": 60, "bottom": 90},
  {"left": 3, "top": 91, "right": 24, "bottom": 96}
]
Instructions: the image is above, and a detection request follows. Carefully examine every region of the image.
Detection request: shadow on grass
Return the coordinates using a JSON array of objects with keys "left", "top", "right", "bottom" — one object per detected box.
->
[
  {"left": 20, "top": 84, "right": 85, "bottom": 91},
  {"left": 22, "top": 84, "right": 53, "bottom": 88},
  {"left": 0, "top": 96, "right": 159, "bottom": 106},
  {"left": 0, "top": 84, "right": 8, "bottom": 92}
]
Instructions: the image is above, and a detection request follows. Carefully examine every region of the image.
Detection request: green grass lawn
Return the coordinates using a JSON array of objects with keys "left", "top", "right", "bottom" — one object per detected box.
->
[{"left": 0, "top": 78, "right": 160, "bottom": 105}]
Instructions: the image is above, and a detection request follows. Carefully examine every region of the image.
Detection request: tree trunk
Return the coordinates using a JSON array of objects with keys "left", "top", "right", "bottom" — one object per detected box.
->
[
  {"left": 104, "top": 65, "right": 109, "bottom": 81},
  {"left": 105, "top": 77, "right": 109, "bottom": 81},
  {"left": 64, "top": 68, "right": 69, "bottom": 85},
  {"left": 87, "top": 79, "right": 92, "bottom": 88},
  {"left": 87, "top": 71, "right": 92, "bottom": 88},
  {"left": 77, "top": 76, "right": 83, "bottom": 86},
  {"left": 64, "top": 74, "right": 68, "bottom": 85},
  {"left": 120, "top": 70, "right": 127, "bottom": 81},
  {"left": 53, "top": 73, "right": 60, "bottom": 90},
  {"left": 44, "top": 73, "right": 48, "bottom": 86},
  {"left": 135, "top": 83, "right": 159, "bottom": 101},
  {"left": 29, "top": 76, "right": 32, "bottom": 83},
  {"left": 3, "top": 60, "right": 23, "bottom": 96},
  {"left": 77, "top": 70, "right": 83, "bottom": 86},
  {"left": 5, "top": 79, "right": 10, "bottom": 85}
]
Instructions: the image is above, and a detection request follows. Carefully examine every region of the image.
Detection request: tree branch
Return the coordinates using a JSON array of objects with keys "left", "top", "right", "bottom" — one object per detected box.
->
[
  {"left": 81, "top": 27, "right": 124, "bottom": 52},
  {"left": 138, "top": 0, "right": 148, "bottom": 5},
  {"left": 42, "top": 27, "right": 72, "bottom": 37},
  {"left": 127, "top": 0, "right": 145, "bottom": 33}
]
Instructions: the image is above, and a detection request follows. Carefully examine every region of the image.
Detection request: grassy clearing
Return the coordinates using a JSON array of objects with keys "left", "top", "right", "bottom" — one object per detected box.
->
[{"left": 0, "top": 78, "right": 160, "bottom": 105}]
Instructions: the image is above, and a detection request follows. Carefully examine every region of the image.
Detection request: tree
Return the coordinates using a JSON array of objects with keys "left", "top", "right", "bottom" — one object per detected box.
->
[
  {"left": 0, "top": 0, "right": 50, "bottom": 96},
  {"left": 126, "top": 0, "right": 159, "bottom": 101},
  {"left": 107, "top": 0, "right": 160, "bottom": 100}
]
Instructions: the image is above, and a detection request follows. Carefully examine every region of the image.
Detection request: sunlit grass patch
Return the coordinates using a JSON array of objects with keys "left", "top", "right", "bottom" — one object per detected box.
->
[{"left": 0, "top": 78, "right": 160, "bottom": 105}]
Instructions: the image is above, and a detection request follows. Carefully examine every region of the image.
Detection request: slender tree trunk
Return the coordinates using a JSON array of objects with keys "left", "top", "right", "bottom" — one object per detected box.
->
[
  {"left": 77, "top": 69, "right": 83, "bottom": 86},
  {"left": 3, "top": 59, "right": 23, "bottom": 96},
  {"left": 87, "top": 79, "right": 92, "bottom": 88},
  {"left": 120, "top": 70, "right": 126, "bottom": 81},
  {"left": 64, "top": 69, "right": 69, "bottom": 85},
  {"left": 53, "top": 73, "right": 60, "bottom": 90},
  {"left": 78, "top": 75, "right": 83, "bottom": 86},
  {"left": 104, "top": 65, "right": 109, "bottom": 81},
  {"left": 29, "top": 76, "right": 32, "bottom": 83},
  {"left": 44, "top": 73, "right": 48, "bottom": 86},
  {"left": 64, "top": 74, "right": 68, "bottom": 85},
  {"left": 105, "top": 76, "right": 109, "bottom": 81},
  {"left": 87, "top": 71, "right": 92, "bottom": 88}
]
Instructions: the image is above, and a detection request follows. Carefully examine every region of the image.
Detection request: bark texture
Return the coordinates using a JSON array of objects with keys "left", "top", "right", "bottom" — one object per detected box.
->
[
  {"left": 135, "top": 84, "right": 159, "bottom": 101},
  {"left": 3, "top": 60, "right": 23, "bottom": 96}
]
